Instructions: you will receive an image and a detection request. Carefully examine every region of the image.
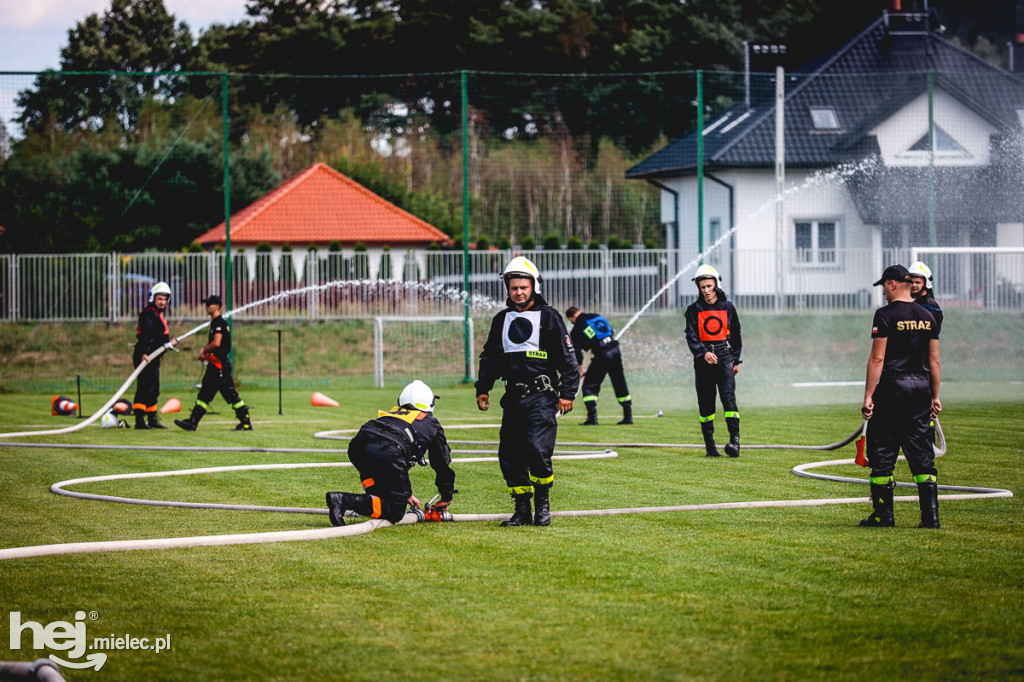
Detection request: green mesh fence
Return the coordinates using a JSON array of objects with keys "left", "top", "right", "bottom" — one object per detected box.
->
[{"left": 2, "top": 68, "right": 1023, "bottom": 400}]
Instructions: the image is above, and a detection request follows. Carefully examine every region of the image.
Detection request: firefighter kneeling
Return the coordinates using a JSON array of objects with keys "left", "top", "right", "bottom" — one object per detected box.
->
[{"left": 326, "top": 380, "right": 456, "bottom": 526}]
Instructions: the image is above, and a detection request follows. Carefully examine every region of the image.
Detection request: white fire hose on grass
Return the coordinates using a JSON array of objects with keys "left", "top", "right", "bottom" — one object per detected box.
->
[{"left": 0, "top": 321, "right": 212, "bottom": 440}]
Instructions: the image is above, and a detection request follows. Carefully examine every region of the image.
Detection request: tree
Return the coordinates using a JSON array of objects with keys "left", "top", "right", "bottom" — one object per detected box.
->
[{"left": 17, "top": 0, "right": 194, "bottom": 137}]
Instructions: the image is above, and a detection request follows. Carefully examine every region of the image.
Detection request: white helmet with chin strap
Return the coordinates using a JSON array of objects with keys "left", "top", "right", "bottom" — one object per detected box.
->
[
  {"left": 907, "top": 261, "right": 933, "bottom": 290},
  {"left": 501, "top": 256, "right": 542, "bottom": 294},
  {"left": 692, "top": 264, "right": 722, "bottom": 284},
  {"left": 149, "top": 281, "right": 172, "bottom": 302},
  {"left": 399, "top": 379, "right": 437, "bottom": 413}
]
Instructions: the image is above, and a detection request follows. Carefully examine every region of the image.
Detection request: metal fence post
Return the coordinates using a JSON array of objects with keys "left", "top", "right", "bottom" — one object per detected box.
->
[
  {"left": 7, "top": 255, "right": 17, "bottom": 321},
  {"left": 108, "top": 253, "right": 118, "bottom": 323},
  {"left": 601, "top": 247, "right": 611, "bottom": 312},
  {"left": 308, "top": 250, "right": 319, "bottom": 321}
]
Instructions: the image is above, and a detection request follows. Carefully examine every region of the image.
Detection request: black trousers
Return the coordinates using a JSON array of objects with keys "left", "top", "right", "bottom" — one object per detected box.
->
[
  {"left": 498, "top": 390, "right": 558, "bottom": 493},
  {"left": 867, "top": 374, "right": 937, "bottom": 480},
  {"left": 347, "top": 440, "right": 412, "bottom": 524},
  {"left": 197, "top": 362, "right": 242, "bottom": 408},
  {"left": 582, "top": 346, "right": 630, "bottom": 401},
  {"left": 693, "top": 350, "right": 737, "bottom": 419},
  {"left": 132, "top": 348, "right": 161, "bottom": 407}
]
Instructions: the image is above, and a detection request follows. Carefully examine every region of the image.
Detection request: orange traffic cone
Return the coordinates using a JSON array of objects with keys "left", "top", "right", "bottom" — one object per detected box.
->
[
  {"left": 160, "top": 398, "right": 182, "bottom": 414},
  {"left": 51, "top": 396, "right": 79, "bottom": 416},
  {"left": 311, "top": 391, "right": 340, "bottom": 407}
]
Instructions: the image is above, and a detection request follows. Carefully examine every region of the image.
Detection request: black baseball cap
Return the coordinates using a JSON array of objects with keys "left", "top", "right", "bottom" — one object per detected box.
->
[
  {"left": 202, "top": 294, "right": 223, "bottom": 306},
  {"left": 873, "top": 264, "right": 911, "bottom": 287}
]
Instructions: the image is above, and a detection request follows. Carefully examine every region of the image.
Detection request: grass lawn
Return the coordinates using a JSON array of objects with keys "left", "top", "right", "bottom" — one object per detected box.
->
[{"left": 0, "top": 385, "right": 1021, "bottom": 681}]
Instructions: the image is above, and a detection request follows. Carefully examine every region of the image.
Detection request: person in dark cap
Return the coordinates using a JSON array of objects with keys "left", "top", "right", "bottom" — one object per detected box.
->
[
  {"left": 174, "top": 294, "right": 253, "bottom": 432},
  {"left": 860, "top": 265, "right": 942, "bottom": 528}
]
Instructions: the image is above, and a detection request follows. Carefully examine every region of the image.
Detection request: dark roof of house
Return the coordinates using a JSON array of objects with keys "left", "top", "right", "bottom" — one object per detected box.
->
[{"left": 627, "top": 13, "right": 1024, "bottom": 180}]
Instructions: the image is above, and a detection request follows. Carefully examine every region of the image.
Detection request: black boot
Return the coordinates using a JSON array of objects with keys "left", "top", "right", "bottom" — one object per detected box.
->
[
  {"left": 533, "top": 484, "right": 552, "bottom": 526},
  {"left": 500, "top": 493, "right": 533, "bottom": 526},
  {"left": 581, "top": 401, "right": 598, "bottom": 426},
  {"left": 860, "top": 480, "right": 896, "bottom": 527},
  {"left": 325, "top": 491, "right": 348, "bottom": 526},
  {"left": 917, "top": 480, "right": 940, "bottom": 528},
  {"left": 134, "top": 408, "right": 152, "bottom": 430},
  {"left": 174, "top": 405, "right": 206, "bottom": 432},
  {"left": 724, "top": 416, "right": 740, "bottom": 458},
  {"left": 147, "top": 411, "right": 167, "bottom": 429},
  {"left": 701, "top": 421, "right": 721, "bottom": 457},
  {"left": 234, "top": 405, "right": 253, "bottom": 431},
  {"left": 617, "top": 401, "right": 633, "bottom": 425}
]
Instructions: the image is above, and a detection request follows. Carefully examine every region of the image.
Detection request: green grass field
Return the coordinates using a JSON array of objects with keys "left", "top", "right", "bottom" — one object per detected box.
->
[{"left": 0, "top": 383, "right": 1021, "bottom": 680}]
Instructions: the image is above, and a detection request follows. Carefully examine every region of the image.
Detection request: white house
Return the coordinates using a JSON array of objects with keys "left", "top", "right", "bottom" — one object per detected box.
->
[{"left": 626, "top": 9, "right": 1024, "bottom": 308}]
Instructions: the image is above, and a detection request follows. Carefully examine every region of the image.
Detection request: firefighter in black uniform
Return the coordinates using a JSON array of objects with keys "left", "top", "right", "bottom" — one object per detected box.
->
[
  {"left": 476, "top": 256, "right": 580, "bottom": 527},
  {"left": 908, "top": 261, "right": 943, "bottom": 445},
  {"left": 132, "top": 281, "right": 178, "bottom": 429},
  {"left": 174, "top": 295, "right": 252, "bottom": 432},
  {"left": 326, "top": 380, "right": 456, "bottom": 525},
  {"left": 684, "top": 265, "right": 743, "bottom": 458},
  {"left": 908, "top": 261, "right": 943, "bottom": 328},
  {"left": 565, "top": 307, "right": 633, "bottom": 425},
  {"left": 860, "top": 264, "right": 942, "bottom": 528}
]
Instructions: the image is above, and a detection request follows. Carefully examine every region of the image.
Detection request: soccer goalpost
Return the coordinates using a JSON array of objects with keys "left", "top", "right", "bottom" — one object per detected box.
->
[
  {"left": 373, "top": 316, "right": 475, "bottom": 388},
  {"left": 910, "top": 246, "right": 1024, "bottom": 308}
]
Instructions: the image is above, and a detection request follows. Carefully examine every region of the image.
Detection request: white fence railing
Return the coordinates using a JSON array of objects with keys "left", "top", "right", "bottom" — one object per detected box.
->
[{"left": 2, "top": 248, "right": 1022, "bottom": 322}]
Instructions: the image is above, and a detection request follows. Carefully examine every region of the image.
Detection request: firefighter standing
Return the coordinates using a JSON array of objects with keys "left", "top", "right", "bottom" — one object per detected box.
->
[
  {"left": 908, "top": 261, "right": 943, "bottom": 328},
  {"left": 476, "top": 256, "right": 580, "bottom": 526},
  {"left": 132, "top": 281, "right": 178, "bottom": 429},
  {"left": 174, "top": 295, "right": 252, "bottom": 432},
  {"left": 684, "top": 265, "right": 743, "bottom": 457},
  {"left": 860, "top": 265, "right": 942, "bottom": 528},
  {"left": 565, "top": 307, "right": 633, "bottom": 425},
  {"left": 908, "top": 261, "right": 943, "bottom": 445},
  {"left": 326, "top": 381, "right": 456, "bottom": 525}
]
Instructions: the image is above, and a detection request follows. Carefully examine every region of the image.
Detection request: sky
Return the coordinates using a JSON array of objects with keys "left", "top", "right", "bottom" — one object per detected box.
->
[{"left": 0, "top": 0, "right": 250, "bottom": 128}]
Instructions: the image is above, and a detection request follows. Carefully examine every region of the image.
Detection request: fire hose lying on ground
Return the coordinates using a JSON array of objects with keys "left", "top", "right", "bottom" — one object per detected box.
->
[{"left": 0, "top": 418, "right": 1013, "bottom": 561}]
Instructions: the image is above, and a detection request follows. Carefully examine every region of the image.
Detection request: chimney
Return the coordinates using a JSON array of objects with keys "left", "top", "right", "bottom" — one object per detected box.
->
[
  {"left": 882, "top": 6, "right": 929, "bottom": 56},
  {"left": 1012, "top": 34, "right": 1024, "bottom": 73}
]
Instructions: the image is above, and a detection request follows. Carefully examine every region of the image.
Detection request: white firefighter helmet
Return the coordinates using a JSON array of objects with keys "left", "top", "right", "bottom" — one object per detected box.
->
[
  {"left": 399, "top": 379, "right": 437, "bottom": 413},
  {"left": 907, "top": 261, "right": 933, "bottom": 290},
  {"left": 692, "top": 264, "right": 722, "bottom": 284},
  {"left": 501, "top": 256, "right": 542, "bottom": 294},
  {"left": 100, "top": 410, "right": 118, "bottom": 429},
  {"left": 149, "top": 281, "right": 172, "bottom": 302}
]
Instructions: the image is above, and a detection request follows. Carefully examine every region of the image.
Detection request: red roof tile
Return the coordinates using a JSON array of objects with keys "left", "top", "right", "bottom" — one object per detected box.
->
[{"left": 196, "top": 163, "right": 452, "bottom": 247}]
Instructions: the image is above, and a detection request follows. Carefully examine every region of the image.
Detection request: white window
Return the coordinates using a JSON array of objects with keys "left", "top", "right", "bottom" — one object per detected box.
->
[
  {"left": 810, "top": 107, "right": 840, "bottom": 130},
  {"left": 794, "top": 220, "right": 839, "bottom": 268},
  {"left": 708, "top": 218, "right": 723, "bottom": 265},
  {"left": 897, "top": 125, "right": 970, "bottom": 159}
]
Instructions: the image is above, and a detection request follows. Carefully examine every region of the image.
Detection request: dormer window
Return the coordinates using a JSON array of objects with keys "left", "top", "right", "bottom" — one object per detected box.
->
[
  {"left": 810, "top": 107, "right": 840, "bottom": 130},
  {"left": 909, "top": 126, "right": 964, "bottom": 152}
]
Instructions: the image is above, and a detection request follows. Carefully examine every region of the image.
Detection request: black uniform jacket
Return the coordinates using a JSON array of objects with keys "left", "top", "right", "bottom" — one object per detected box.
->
[
  {"left": 569, "top": 312, "right": 619, "bottom": 365},
  {"left": 684, "top": 290, "right": 743, "bottom": 363},
  {"left": 475, "top": 293, "right": 580, "bottom": 401},
  {"left": 203, "top": 315, "right": 232, "bottom": 369},
  {"left": 377, "top": 407, "right": 457, "bottom": 501},
  {"left": 871, "top": 301, "right": 939, "bottom": 376},
  {"left": 135, "top": 304, "right": 171, "bottom": 355},
  {"left": 914, "top": 293, "right": 944, "bottom": 332}
]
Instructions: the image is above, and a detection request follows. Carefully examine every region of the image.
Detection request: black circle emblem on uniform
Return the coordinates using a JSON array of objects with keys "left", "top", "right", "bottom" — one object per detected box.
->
[
  {"left": 508, "top": 316, "right": 535, "bottom": 344},
  {"left": 593, "top": 319, "right": 611, "bottom": 335},
  {"left": 702, "top": 315, "right": 724, "bottom": 337}
]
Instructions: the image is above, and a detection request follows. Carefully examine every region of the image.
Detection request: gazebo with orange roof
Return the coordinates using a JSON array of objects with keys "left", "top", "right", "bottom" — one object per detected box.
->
[{"left": 195, "top": 162, "right": 452, "bottom": 281}]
